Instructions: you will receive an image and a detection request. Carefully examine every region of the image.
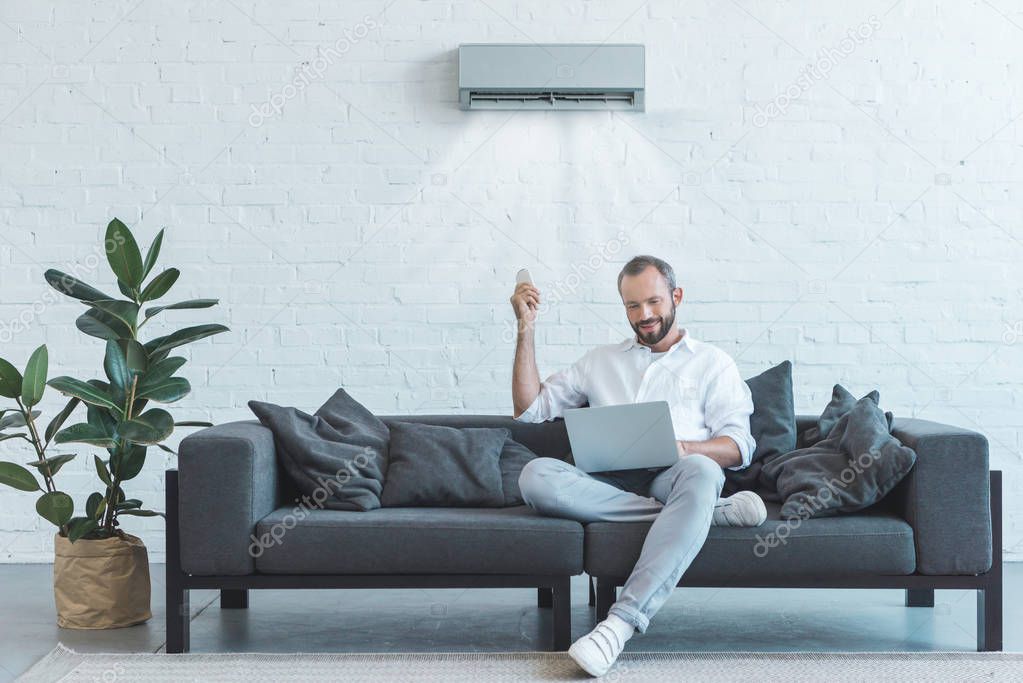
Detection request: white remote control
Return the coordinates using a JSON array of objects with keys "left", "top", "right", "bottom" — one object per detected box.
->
[{"left": 515, "top": 268, "right": 533, "bottom": 285}]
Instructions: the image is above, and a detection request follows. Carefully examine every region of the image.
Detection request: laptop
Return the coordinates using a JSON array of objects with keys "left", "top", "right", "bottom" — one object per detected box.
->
[{"left": 563, "top": 401, "right": 679, "bottom": 473}]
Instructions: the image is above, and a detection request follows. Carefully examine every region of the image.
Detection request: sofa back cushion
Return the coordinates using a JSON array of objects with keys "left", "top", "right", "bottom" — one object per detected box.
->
[
  {"left": 722, "top": 360, "right": 796, "bottom": 495},
  {"left": 498, "top": 437, "right": 538, "bottom": 506},
  {"left": 745, "top": 360, "right": 797, "bottom": 463},
  {"left": 380, "top": 421, "right": 507, "bottom": 507}
]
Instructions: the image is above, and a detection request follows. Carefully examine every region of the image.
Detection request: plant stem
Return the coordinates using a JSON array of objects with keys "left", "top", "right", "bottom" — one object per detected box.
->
[
  {"left": 104, "top": 374, "right": 139, "bottom": 533},
  {"left": 125, "top": 374, "right": 138, "bottom": 421},
  {"left": 103, "top": 475, "right": 120, "bottom": 533},
  {"left": 16, "top": 397, "right": 55, "bottom": 493}
]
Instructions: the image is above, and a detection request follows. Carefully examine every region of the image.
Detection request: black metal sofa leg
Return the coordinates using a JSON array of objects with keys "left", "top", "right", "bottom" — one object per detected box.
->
[
  {"left": 537, "top": 587, "right": 553, "bottom": 608},
  {"left": 167, "top": 584, "right": 190, "bottom": 653},
  {"left": 978, "top": 586, "right": 1003, "bottom": 652},
  {"left": 221, "top": 589, "right": 249, "bottom": 609},
  {"left": 977, "top": 471, "right": 1003, "bottom": 651},
  {"left": 905, "top": 589, "right": 934, "bottom": 607},
  {"left": 165, "top": 470, "right": 190, "bottom": 653},
  {"left": 551, "top": 577, "right": 571, "bottom": 651},
  {"left": 594, "top": 578, "right": 616, "bottom": 622}
]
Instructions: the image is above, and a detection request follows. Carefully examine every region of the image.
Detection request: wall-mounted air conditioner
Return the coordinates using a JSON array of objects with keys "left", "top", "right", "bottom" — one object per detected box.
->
[{"left": 458, "top": 43, "right": 645, "bottom": 111}]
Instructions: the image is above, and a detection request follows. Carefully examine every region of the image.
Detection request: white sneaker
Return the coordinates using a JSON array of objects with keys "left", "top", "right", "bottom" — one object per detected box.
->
[
  {"left": 712, "top": 490, "right": 767, "bottom": 527},
  {"left": 568, "top": 619, "right": 627, "bottom": 677}
]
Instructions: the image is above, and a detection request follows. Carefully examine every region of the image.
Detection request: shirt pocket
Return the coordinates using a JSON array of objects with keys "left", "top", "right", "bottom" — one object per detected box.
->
[{"left": 671, "top": 376, "right": 702, "bottom": 421}]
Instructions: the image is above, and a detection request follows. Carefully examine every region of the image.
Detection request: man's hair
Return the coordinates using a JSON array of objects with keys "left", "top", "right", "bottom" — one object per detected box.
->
[{"left": 617, "top": 254, "right": 677, "bottom": 294}]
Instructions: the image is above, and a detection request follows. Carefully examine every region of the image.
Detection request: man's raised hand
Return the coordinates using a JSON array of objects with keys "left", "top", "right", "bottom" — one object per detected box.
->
[{"left": 510, "top": 282, "right": 541, "bottom": 324}]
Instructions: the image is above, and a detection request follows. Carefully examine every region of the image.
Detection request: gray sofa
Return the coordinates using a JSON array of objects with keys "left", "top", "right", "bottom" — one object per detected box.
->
[{"left": 166, "top": 413, "right": 1001, "bottom": 653}]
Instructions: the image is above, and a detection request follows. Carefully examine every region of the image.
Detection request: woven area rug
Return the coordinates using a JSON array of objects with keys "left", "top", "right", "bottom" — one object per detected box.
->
[{"left": 20, "top": 645, "right": 1023, "bottom": 682}]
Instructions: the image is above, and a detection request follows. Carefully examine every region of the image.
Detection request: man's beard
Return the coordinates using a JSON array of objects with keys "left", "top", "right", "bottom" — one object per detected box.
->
[{"left": 632, "top": 304, "right": 677, "bottom": 345}]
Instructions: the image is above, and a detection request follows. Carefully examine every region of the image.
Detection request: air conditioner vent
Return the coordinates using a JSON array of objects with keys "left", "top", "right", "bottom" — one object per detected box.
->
[{"left": 458, "top": 44, "right": 645, "bottom": 111}]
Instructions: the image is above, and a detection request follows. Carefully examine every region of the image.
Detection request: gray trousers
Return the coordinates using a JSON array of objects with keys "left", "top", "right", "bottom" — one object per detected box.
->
[{"left": 518, "top": 454, "right": 725, "bottom": 633}]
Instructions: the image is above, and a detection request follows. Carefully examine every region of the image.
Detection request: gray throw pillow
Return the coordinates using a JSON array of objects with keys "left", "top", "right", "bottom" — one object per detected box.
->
[
  {"left": 500, "top": 438, "right": 538, "bottom": 506},
  {"left": 722, "top": 360, "right": 796, "bottom": 496},
  {"left": 746, "top": 360, "right": 797, "bottom": 462},
  {"left": 798, "top": 384, "right": 881, "bottom": 448},
  {"left": 248, "top": 388, "right": 389, "bottom": 511},
  {"left": 381, "top": 422, "right": 507, "bottom": 507},
  {"left": 763, "top": 396, "right": 917, "bottom": 520}
]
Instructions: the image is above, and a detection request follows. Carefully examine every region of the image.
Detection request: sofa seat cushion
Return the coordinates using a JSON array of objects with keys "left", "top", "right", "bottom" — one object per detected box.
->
[
  {"left": 584, "top": 501, "right": 915, "bottom": 581},
  {"left": 254, "top": 505, "right": 583, "bottom": 575}
]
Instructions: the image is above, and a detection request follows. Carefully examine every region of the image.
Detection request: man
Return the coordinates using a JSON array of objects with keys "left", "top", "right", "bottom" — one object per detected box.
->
[{"left": 510, "top": 254, "right": 767, "bottom": 677}]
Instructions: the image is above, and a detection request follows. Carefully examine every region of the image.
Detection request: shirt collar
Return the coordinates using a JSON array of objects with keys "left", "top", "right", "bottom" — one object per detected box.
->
[{"left": 620, "top": 327, "right": 694, "bottom": 355}]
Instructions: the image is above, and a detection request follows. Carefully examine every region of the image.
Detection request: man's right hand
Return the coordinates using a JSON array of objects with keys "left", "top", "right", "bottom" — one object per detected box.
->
[{"left": 510, "top": 282, "right": 540, "bottom": 324}]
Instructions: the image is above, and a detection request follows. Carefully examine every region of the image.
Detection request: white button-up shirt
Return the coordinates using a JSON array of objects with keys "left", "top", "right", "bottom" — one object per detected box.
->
[{"left": 514, "top": 327, "right": 756, "bottom": 470}]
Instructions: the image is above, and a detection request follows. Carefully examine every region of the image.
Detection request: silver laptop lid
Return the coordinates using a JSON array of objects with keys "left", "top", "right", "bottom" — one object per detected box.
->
[{"left": 563, "top": 401, "right": 678, "bottom": 473}]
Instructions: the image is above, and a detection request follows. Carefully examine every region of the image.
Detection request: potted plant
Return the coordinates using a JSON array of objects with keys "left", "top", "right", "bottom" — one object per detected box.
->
[{"left": 0, "top": 218, "right": 228, "bottom": 628}]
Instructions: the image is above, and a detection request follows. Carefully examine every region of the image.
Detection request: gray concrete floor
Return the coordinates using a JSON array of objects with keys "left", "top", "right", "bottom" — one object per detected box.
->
[{"left": 2, "top": 564, "right": 1020, "bottom": 681}]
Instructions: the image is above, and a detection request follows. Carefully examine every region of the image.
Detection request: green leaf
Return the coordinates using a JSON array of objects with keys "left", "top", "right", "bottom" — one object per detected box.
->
[
  {"left": 87, "top": 378, "right": 111, "bottom": 392},
  {"left": 76, "top": 308, "right": 132, "bottom": 341},
  {"left": 26, "top": 453, "right": 76, "bottom": 477},
  {"left": 140, "top": 356, "right": 186, "bottom": 385},
  {"left": 142, "top": 228, "right": 165, "bottom": 281},
  {"left": 0, "top": 409, "right": 39, "bottom": 431},
  {"left": 118, "top": 409, "right": 173, "bottom": 445},
  {"left": 85, "top": 400, "right": 117, "bottom": 440},
  {"left": 85, "top": 492, "right": 104, "bottom": 519},
  {"left": 146, "top": 324, "right": 229, "bottom": 357},
  {"left": 155, "top": 442, "right": 177, "bottom": 455},
  {"left": 173, "top": 421, "right": 212, "bottom": 428},
  {"left": 144, "top": 298, "right": 218, "bottom": 318},
  {"left": 47, "top": 377, "right": 123, "bottom": 416},
  {"left": 117, "top": 508, "right": 163, "bottom": 518},
  {"left": 36, "top": 491, "right": 74, "bottom": 527},
  {"left": 116, "top": 498, "right": 143, "bottom": 510},
  {"left": 139, "top": 268, "right": 179, "bottom": 303},
  {"left": 0, "top": 461, "right": 41, "bottom": 491},
  {"left": 0, "top": 433, "right": 31, "bottom": 444},
  {"left": 55, "top": 422, "right": 117, "bottom": 447},
  {"left": 136, "top": 376, "right": 190, "bottom": 403},
  {"left": 93, "top": 454, "right": 111, "bottom": 486},
  {"left": 143, "top": 341, "right": 171, "bottom": 365},
  {"left": 113, "top": 444, "right": 147, "bottom": 480},
  {"left": 105, "top": 218, "right": 145, "bottom": 289},
  {"left": 89, "top": 299, "right": 140, "bottom": 331},
  {"left": 44, "top": 269, "right": 112, "bottom": 303},
  {"left": 103, "top": 340, "right": 131, "bottom": 393},
  {"left": 44, "top": 397, "right": 81, "bottom": 445},
  {"left": 121, "top": 340, "right": 148, "bottom": 378},
  {"left": 67, "top": 517, "right": 100, "bottom": 542},
  {"left": 0, "top": 358, "right": 23, "bottom": 398},
  {"left": 20, "top": 345, "right": 47, "bottom": 407},
  {"left": 117, "top": 279, "right": 136, "bottom": 300},
  {"left": 130, "top": 398, "right": 149, "bottom": 417}
]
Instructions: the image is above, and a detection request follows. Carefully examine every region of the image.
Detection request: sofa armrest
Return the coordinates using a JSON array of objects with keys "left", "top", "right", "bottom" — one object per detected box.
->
[
  {"left": 177, "top": 420, "right": 281, "bottom": 575},
  {"left": 888, "top": 417, "right": 992, "bottom": 575}
]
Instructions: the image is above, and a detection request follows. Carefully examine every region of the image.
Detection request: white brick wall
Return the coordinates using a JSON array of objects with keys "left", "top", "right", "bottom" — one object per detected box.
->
[{"left": 1, "top": 1, "right": 1021, "bottom": 563}]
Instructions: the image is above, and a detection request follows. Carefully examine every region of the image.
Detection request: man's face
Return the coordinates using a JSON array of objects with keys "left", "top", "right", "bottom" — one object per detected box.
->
[{"left": 620, "top": 266, "right": 683, "bottom": 346}]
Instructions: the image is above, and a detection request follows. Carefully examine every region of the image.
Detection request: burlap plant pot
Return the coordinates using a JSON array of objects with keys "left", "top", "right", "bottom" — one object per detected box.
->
[{"left": 53, "top": 532, "right": 152, "bottom": 629}]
